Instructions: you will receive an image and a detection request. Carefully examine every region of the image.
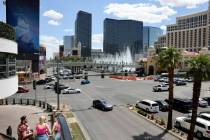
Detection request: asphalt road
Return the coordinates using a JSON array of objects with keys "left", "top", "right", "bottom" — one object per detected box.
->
[{"left": 11, "top": 70, "right": 210, "bottom": 140}]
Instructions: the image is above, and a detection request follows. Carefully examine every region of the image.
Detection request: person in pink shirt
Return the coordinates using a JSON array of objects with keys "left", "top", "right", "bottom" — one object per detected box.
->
[
  {"left": 35, "top": 116, "right": 50, "bottom": 140},
  {"left": 52, "top": 118, "right": 61, "bottom": 140}
]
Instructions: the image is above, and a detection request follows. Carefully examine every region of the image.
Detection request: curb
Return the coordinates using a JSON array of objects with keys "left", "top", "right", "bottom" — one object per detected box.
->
[
  {"left": 73, "top": 111, "right": 91, "bottom": 140},
  {"left": 61, "top": 104, "right": 91, "bottom": 140},
  {"left": 128, "top": 108, "right": 186, "bottom": 140}
]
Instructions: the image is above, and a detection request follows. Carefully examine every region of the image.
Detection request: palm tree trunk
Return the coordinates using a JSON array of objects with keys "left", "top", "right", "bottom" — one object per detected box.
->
[
  {"left": 167, "top": 67, "right": 174, "bottom": 130},
  {"left": 187, "top": 78, "right": 202, "bottom": 140}
]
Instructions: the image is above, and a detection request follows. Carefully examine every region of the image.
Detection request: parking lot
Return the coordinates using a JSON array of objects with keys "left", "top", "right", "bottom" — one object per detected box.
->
[{"left": 12, "top": 72, "right": 210, "bottom": 140}]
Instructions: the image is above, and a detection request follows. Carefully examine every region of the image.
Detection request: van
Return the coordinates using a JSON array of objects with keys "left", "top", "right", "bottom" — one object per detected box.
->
[
  {"left": 136, "top": 99, "right": 159, "bottom": 113},
  {"left": 165, "top": 98, "right": 192, "bottom": 112}
]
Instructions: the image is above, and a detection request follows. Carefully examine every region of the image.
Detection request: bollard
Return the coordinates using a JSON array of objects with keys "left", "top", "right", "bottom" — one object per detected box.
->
[
  {"left": 0, "top": 99, "right": 3, "bottom": 105},
  {"left": 27, "top": 99, "right": 29, "bottom": 105},
  {"left": 39, "top": 101, "right": 41, "bottom": 107},
  {"left": 33, "top": 100, "right": 36, "bottom": 106},
  {"left": 5, "top": 99, "right": 8, "bottom": 105},
  {"left": 43, "top": 102, "right": 45, "bottom": 109},
  {"left": 20, "top": 99, "right": 22, "bottom": 105},
  {"left": 13, "top": 98, "right": 15, "bottom": 104}
]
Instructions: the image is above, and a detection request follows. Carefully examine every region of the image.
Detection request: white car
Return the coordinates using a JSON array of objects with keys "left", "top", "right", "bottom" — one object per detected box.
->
[
  {"left": 199, "top": 98, "right": 208, "bottom": 107},
  {"left": 175, "top": 116, "right": 210, "bottom": 139},
  {"left": 63, "top": 87, "right": 81, "bottom": 94},
  {"left": 199, "top": 113, "right": 210, "bottom": 121},
  {"left": 44, "top": 84, "right": 54, "bottom": 89},
  {"left": 153, "top": 84, "right": 168, "bottom": 92},
  {"left": 136, "top": 99, "right": 159, "bottom": 113}
]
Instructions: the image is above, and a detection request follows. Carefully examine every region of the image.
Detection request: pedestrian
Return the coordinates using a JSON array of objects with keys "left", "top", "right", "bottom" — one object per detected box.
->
[
  {"left": 35, "top": 116, "right": 50, "bottom": 140},
  {"left": 6, "top": 125, "right": 12, "bottom": 136},
  {"left": 17, "top": 115, "right": 33, "bottom": 140},
  {"left": 52, "top": 118, "right": 61, "bottom": 140}
]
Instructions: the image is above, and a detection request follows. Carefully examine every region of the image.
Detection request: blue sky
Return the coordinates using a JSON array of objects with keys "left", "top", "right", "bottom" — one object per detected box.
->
[{"left": 0, "top": 0, "right": 209, "bottom": 59}]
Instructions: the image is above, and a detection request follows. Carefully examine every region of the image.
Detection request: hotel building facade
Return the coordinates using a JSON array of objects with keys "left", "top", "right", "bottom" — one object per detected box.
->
[{"left": 166, "top": 2, "right": 210, "bottom": 52}]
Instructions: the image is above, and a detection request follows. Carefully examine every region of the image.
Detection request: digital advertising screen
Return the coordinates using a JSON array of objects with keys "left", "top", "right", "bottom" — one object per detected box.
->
[{"left": 6, "top": 0, "right": 40, "bottom": 55}]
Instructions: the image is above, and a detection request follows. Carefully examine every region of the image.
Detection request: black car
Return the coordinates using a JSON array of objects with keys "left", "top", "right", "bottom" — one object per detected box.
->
[
  {"left": 93, "top": 99, "right": 113, "bottom": 111},
  {"left": 36, "top": 79, "right": 46, "bottom": 85},
  {"left": 155, "top": 100, "right": 169, "bottom": 111},
  {"left": 175, "top": 80, "right": 187, "bottom": 86},
  {"left": 45, "top": 77, "right": 55, "bottom": 83},
  {"left": 54, "top": 84, "right": 68, "bottom": 91},
  {"left": 165, "top": 98, "right": 192, "bottom": 112},
  {"left": 202, "top": 97, "right": 210, "bottom": 105}
]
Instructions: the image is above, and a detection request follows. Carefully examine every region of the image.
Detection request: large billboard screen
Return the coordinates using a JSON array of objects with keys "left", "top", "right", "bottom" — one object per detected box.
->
[{"left": 6, "top": 0, "right": 39, "bottom": 54}]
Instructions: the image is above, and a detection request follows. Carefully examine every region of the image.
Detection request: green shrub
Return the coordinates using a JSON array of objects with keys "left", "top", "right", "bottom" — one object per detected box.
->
[
  {"left": 0, "top": 21, "right": 16, "bottom": 41},
  {"left": 137, "top": 109, "right": 147, "bottom": 117}
]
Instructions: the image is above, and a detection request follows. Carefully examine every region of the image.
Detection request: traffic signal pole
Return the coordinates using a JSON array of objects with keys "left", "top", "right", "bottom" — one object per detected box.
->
[{"left": 56, "top": 59, "right": 60, "bottom": 110}]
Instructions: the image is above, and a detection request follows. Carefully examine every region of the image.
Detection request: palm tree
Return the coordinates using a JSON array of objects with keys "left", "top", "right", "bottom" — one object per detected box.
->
[
  {"left": 187, "top": 55, "right": 210, "bottom": 140},
  {"left": 158, "top": 47, "right": 181, "bottom": 130}
]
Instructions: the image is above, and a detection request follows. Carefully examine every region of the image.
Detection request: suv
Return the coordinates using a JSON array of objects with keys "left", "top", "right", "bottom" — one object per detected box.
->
[
  {"left": 202, "top": 97, "right": 210, "bottom": 105},
  {"left": 165, "top": 98, "right": 192, "bottom": 112},
  {"left": 136, "top": 99, "right": 159, "bottom": 113},
  {"left": 153, "top": 84, "right": 168, "bottom": 92},
  {"left": 175, "top": 117, "right": 210, "bottom": 139}
]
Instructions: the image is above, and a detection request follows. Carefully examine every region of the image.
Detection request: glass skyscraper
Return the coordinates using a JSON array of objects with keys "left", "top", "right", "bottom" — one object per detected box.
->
[
  {"left": 143, "top": 26, "right": 163, "bottom": 53},
  {"left": 63, "top": 35, "right": 74, "bottom": 56},
  {"left": 75, "top": 11, "right": 92, "bottom": 58},
  {"left": 103, "top": 18, "right": 143, "bottom": 58}
]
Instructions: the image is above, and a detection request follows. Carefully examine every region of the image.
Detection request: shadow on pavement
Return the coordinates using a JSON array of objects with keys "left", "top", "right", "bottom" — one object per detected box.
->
[
  {"left": 132, "top": 130, "right": 168, "bottom": 140},
  {"left": 71, "top": 107, "right": 93, "bottom": 112}
]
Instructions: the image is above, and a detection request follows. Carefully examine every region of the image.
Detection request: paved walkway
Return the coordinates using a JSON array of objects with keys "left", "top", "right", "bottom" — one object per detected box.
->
[{"left": 0, "top": 105, "right": 50, "bottom": 139}]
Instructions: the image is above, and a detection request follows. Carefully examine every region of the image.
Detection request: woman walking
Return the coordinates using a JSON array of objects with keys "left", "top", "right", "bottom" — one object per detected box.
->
[
  {"left": 52, "top": 118, "right": 61, "bottom": 140},
  {"left": 35, "top": 116, "right": 50, "bottom": 140}
]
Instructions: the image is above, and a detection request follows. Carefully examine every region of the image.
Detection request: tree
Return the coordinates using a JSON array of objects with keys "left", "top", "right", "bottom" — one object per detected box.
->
[
  {"left": 158, "top": 47, "right": 181, "bottom": 130},
  {"left": 187, "top": 55, "right": 210, "bottom": 140}
]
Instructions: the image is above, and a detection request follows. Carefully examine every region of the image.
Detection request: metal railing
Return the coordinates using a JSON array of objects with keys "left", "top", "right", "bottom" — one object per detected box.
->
[
  {"left": 0, "top": 98, "right": 54, "bottom": 112},
  {"left": 57, "top": 114, "right": 73, "bottom": 140}
]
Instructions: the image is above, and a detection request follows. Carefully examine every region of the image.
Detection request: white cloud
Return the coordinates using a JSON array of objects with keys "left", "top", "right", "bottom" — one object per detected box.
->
[
  {"left": 159, "top": 0, "right": 208, "bottom": 8},
  {"left": 64, "top": 28, "right": 73, "bottom": 33},
  {"left": 160, "top": 25, "right": 166, "bottom": 34},
  {"left": 48, "top": 20, "right": 59, "bottom": 26},
  {"left": 40, "top": 35, "right": 61, "bottom": 59},
  {"left": 104, "top": 3, "right": 176, "bottom": 23},
  {"left": 92, "top": 33, "right": 103, "bottom": 49},
  {"left": 43, "top": 10, "right": 63, "bottom": 21}
]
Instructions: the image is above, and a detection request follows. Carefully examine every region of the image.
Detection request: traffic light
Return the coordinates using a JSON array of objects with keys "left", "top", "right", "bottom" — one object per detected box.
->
[
  {"left": 54, "top": 82, "right": 61, "bottom": 94},
  {"left": 33, "top": 80, "right": 36, "bottom": 90},
  {"left": 101, "top": 70, "right": 104, "bottom": 78}
]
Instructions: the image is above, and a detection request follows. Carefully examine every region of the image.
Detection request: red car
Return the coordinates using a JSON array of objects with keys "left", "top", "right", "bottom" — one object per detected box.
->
[{"left": 17, "top": 86, "right": 29, "bottom": 93}]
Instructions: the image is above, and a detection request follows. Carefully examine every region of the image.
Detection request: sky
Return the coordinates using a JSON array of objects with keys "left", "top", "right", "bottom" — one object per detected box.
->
[{"left": 0, "top": 0, "right": 209, "bottom": 59}]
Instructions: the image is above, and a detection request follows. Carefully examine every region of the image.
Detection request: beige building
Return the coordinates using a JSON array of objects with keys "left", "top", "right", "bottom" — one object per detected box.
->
[
  {"left": 154, "top": 35, "right": 166, "bottom": 49},
  {"left": 166, "top": 2, "right": 210, "bottom": 52}
]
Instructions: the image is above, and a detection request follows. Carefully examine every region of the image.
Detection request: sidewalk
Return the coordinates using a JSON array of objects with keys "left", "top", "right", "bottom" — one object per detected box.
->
[{"left": 0, "top": 105, "right": 49, "bottom": 139}]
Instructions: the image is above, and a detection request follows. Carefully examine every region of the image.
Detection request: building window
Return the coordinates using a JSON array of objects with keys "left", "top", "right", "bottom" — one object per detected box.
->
[{"left": 0, "top": 53, "right": 16, "bottom": 79}]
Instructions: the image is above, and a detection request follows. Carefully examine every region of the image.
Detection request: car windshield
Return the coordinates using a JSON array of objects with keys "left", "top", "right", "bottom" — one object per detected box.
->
[
  {"left": 200, "top": 115, "right": 210, "bottom": 121},
  {"left": 102, "top": 100, "right": 108, "bottom": 104},
  {"left": 152, "top": 103, "right": 158, "bottom": 106}
]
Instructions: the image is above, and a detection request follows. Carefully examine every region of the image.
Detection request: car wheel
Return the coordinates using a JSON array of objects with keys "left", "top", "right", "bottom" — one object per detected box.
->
[
  {"left": 146, "top": 108, "right": 149, "bottom": 112},
  {"left": 158, "top": 89, "right": 161, "bottom": 92},
  {"left": 196, "top": 131, "right": 203, "bottom": 139},
  {"left": 175, "top": 122, "right": 181, "bottom": 128}
]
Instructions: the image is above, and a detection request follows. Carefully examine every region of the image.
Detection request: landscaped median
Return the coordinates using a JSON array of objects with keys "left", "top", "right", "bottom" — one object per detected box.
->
[
  {"left": 127, "top": 104, "right": 187, "bottom": 140},
  {"left": 60, "top": 104, "right": 87, "bottom": 140}
]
